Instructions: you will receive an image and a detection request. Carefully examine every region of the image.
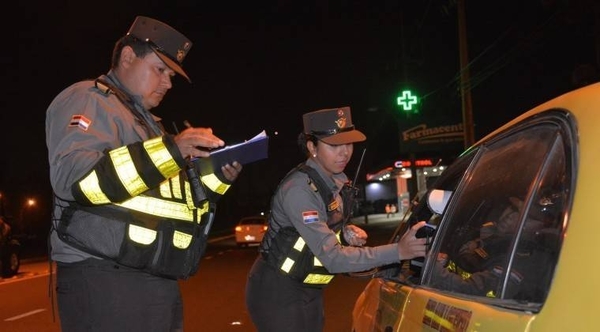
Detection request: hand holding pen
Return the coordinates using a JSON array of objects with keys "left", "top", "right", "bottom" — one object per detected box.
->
[
  {"left": 175, "top": 120, "right": 242, "bottom": 182},
  {"left": 174, "top": 120, "right": 225, "bottom": 159}
]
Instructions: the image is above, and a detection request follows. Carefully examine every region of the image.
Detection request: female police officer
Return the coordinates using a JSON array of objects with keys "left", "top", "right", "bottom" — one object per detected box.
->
[{"left": 245, "top": 106, "right": 427, "bottom": 332}]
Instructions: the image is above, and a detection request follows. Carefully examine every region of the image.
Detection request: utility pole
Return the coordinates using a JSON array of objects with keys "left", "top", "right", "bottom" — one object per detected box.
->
[{"left": 458, "top": 0, "right": 475, "bottom": 148}]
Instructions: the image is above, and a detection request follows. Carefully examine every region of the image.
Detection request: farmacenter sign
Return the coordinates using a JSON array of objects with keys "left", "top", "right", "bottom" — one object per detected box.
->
[{"left": 400, "top": 122, "right": 464, "bottom": 153}]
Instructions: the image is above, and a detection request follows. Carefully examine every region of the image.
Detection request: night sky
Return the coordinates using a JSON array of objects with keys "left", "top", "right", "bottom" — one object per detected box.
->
[{"left": 2, "top": 0, "right": 597, "bottom": 224}]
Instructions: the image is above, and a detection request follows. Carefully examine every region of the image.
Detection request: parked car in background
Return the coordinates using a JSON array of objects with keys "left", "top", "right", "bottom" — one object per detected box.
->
[
  {"left": 0, "top": 216, "right": 21, "bottom": 277},
  {"left": 235, "top": 216, "right": 268, "bottom": 247},
  {"left": 351, "top": 83, "right": 600, "bottom": 331}
]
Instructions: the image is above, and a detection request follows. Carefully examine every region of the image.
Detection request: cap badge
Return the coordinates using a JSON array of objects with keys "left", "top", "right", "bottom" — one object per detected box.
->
[
  {"left": 337, "top": 109, "right": 344, "bottom": 117},
  {"left": 335, "top": 117, "right": 347, "bottom": 129},
  {"left": 177, "top": 49, "right": 186, "bottom": 63}
]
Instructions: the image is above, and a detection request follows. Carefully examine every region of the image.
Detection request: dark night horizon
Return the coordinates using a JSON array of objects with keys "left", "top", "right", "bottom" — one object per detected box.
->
[{"left": 2, "top": 0, "right": 597, "bottom": 221}]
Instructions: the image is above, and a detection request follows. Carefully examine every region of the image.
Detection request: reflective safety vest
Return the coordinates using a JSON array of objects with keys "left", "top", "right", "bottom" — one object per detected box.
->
[
  {"left": 57, "top": 153, "right": 225, "bottom": 279},
  {"left": 277, "top": 230, "right": 344, "bottom": 287},
  {"left": 445, "top": 260, "right": 523, "bottom": 298},
  {"left": 261, "top": 164, "right": 354, "bottom": 288},
  {"left": 54, "top": 77, "right": 230, "bottom": 279}
]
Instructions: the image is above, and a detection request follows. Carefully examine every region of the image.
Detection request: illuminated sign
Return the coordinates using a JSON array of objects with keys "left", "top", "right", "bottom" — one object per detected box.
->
[{"left": 394, "top": 159, "right": 434, "bottom": 168}]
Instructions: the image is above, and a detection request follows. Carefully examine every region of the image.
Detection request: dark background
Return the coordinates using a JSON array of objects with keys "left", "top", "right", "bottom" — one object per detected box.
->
[{"left": 1, "top": 0, "right": 598, "bottom": 236}]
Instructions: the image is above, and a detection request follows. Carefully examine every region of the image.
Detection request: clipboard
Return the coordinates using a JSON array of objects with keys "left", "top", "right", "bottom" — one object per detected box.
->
[{"left": 195, "top": 130, "right": 269, "bottom": 176}]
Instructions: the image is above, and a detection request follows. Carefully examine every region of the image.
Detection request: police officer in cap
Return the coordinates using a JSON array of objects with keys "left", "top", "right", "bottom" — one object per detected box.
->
[
  {"left": 46, "top": 16, "right": 242, "bottom": 332},
  {"left": 245, "top": 106, "right": 428, "bottom": 332}
]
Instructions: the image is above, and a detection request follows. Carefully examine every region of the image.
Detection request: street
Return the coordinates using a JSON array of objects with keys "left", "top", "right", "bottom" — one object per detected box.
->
[{"left": 0, "top": 214, "right": 401, "bottom": 332}]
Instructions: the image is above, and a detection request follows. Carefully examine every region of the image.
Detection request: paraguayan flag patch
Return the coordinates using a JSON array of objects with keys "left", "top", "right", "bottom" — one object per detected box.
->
[
  {"left": 69, "top": 115, "right": 92, "bottom": 131},
  {"left": 302, "top": 211, "right": 319, "bottom": 224}
]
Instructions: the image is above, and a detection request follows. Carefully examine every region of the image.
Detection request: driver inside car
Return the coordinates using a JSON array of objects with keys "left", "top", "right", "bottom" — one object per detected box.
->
[{"left": 431, "top": 193, "right": 561, "bottom": 300}]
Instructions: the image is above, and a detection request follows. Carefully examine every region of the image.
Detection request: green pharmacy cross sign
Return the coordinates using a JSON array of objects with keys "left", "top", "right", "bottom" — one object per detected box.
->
[{"left": 396, "top": 90, "right": 418, "bottom": 112}]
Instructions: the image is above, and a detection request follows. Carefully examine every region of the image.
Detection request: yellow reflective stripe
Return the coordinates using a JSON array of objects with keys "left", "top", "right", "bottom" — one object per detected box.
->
[
  {"left": 184, "top": 181, "right": 195, "bottom": 209},
  {"left": 173, "top": 230, "right": 192, "bottom": 249},
  {"left": 116, "top": 196, "right": 195, "bottom": 221},
  {"left": 79, "top": 170, "right": 111, "bottom": 204},
  {"left": 171, "top": 175, "right": 182, "bottom": 199},
  {"left": 423, "top": 309, "right": 455, "bottom": 331},
  {"left": 201, "top": 174, "right": 230, "bottom": 194},
  {"left": 128, "top": 224, "right": 157, "bottom": 245},
  {"left": 143, "top": 137, "right": 180, "bottom": 178},
  {"left": 281, "top": 257, "right": 295, "bottom": 273},
  {"left": 293, "top": 237, "right": 306, "bottom": 252},
  {"left": 159, "top": 180, "right": 172, "bottom": 198},
  {"left": 196, "top": 200, "right": 209, "bottom": 215},
  {"left": 110, "top": 146, "right": 149, "bottom": 196},
  {"left": 447, "top": 260, "right": 472, "bottom": 279},
  {"left": 303, "top": 274, "right": 334, "bottom": 285},
  {"left": 158, "top": 175, "right": 183, "bottom": 200},
  {"left": 314, "top": 256, "right": 324, "bottom": 267}
]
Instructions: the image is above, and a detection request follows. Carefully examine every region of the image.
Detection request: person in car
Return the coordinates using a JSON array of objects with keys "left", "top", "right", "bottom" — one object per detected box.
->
[
  {"left": 245, "top": 106, "right": 428, "bottom": 332},
  {"left": 432, "top": 194, "right": 561, "bottom": 300}
]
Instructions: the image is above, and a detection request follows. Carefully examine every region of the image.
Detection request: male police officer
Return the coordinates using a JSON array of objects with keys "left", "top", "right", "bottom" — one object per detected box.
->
[{"left": 46, "top": 16, "right": 242, "bottom": 332}]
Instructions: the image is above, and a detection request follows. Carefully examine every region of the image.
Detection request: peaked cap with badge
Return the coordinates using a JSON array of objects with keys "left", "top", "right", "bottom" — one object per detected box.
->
[
  {"left": 127, "top": 16, "right": 193, "bottom": 82},
  {"left": 302, "top": 106, "right": 366, "bottom": 145}
]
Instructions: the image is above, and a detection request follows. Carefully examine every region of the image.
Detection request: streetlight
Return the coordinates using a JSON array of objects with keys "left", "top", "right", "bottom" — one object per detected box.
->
[
  {"left": 26, "top": 198, "right": 36, "bottom": 208},
  {"left": 19, "top": 197, "right": 37, "bottom": 234}
]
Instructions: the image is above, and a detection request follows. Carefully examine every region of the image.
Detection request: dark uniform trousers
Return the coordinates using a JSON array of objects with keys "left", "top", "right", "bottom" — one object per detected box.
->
[
  {"left": 56, "top": 258, "right": 183, "bottom": 332},
  {"left": 246, "top": 257, "right": 325, "bottom": 332}
]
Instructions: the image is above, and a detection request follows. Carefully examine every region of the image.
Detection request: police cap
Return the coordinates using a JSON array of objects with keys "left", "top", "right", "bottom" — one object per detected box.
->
[
  {"left": 302, "top": 107, "right": 366, "bottom": 145},
  {"left": 127, "top": 16, "right": 193, "bottom": 82}
]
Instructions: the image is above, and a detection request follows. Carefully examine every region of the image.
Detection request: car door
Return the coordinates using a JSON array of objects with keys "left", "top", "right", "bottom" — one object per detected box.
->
[{"left": 366, "top": 110, "right": 573, "bottom": 332}]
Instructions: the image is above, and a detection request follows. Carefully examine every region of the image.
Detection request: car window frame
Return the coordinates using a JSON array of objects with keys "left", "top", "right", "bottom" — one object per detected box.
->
[{"left": 388, "top": 109, "right": 576, "bottom": 311}]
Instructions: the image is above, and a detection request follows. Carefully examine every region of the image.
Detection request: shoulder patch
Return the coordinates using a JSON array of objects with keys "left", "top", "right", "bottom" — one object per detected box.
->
[
  {"left": 302, "top": 211, "right": 319, "bottom": 224},
  {"left": 69, "top": 115, "right": 92, "bottom": 131}
]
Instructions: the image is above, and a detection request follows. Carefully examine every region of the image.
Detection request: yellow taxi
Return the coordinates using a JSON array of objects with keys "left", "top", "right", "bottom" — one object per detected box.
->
[{"left": 351, "top": 82, "right": 600, "bottom": 331}]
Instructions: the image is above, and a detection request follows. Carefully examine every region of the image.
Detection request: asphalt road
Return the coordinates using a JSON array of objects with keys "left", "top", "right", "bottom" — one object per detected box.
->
[{"left": 1, "top": 214, "right": 403, "bottom": 331}]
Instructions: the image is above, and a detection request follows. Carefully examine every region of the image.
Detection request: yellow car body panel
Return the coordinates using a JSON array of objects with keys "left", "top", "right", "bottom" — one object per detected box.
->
[{"left": 352, "top": 83, "right": 600, "bottom": 332}]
